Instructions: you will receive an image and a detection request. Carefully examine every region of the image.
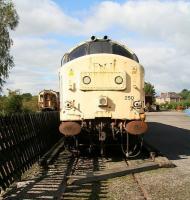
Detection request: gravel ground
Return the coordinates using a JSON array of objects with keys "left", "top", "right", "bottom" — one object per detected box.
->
[
  {"left": 107, "top": 176, "right": 145, "bottom": 200},
  {"left": 106, "top": 111, "right": 190, "bottom": 200},
  {"left": 138, "top": 111, "right": 190, "bottom": 200},
  {"left": 138, "top": 167, "right": 190, "bottom": 200}
]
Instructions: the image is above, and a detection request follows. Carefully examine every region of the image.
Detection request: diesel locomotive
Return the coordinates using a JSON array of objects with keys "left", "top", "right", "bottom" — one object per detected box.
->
[{"left": 59, "top": 36, "right": 147, "bottom": 157}]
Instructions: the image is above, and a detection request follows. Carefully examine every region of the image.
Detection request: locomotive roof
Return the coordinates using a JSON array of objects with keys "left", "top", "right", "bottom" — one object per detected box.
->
[
  {"left": 39, "top": 90, "right": 58, "bottom": 95},
  {"left": 61, "top": 37, "right": 139, "bottom": 65}
]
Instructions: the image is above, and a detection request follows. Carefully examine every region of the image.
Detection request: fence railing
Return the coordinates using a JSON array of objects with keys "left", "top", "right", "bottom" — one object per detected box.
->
[{"left": 0, "top": 112, "right": 61, "bottom": 191}]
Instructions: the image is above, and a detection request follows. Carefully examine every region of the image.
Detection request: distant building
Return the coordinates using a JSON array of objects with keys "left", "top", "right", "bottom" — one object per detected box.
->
[{"left": 156, "top": 92, "right": 182, "bottom": 104}]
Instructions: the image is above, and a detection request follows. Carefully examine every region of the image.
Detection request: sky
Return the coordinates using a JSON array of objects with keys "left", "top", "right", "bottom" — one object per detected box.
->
[{"left": 4, "top": 0, "right": 190, "bottom": 95}]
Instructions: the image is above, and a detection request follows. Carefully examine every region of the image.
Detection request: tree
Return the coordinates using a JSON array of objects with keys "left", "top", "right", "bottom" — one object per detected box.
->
[
  {"left": 3, "top": 89, "right": 22, "bottom": 114},
  {"left": 21, "top": 93, "right": 32, "bottom": 101},
  {"left": 144, "top": 82, "right": 156, "bottom": 96},
  {"left": 4, "top": 94, "right": 23, "bottom": 114},
  {"left": 179, "top": 89, "right": 190, "bottom": 100},
  {"left": 0, "top": 95, "right": 7, "bottom": 113},
  {"left": 22, "top": 96, "right": 38, "bottom": 113},
  {"left": 0, "top": 0, "right": 19, "bottom": 91},
  {"left": 0, "top": 89, "right": 39, "bottom": 114},
  {"left": 187, "top": 93, "right": 190, "bottom": 100}
]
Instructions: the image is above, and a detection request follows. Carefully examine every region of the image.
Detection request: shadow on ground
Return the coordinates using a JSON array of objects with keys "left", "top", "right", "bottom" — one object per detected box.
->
[
  {"left": 145, "top": 122, "right": 190, "bottom": 160},
  {"left": 3, "top": 153, "right": 110, "bottom": 200},
  {"left": 62, "top": 156, "right": 108, "bottom": 200}
]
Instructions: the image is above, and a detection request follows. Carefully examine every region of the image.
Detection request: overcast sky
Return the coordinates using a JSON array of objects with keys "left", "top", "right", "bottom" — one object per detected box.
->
[{"left": 4, "top": 0, "right": 190, "bottom": 95}]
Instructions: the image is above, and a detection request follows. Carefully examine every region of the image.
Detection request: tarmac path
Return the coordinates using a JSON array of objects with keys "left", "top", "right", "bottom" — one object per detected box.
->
[
  {"left": 145, "top": 111, "right": 190, "bottom": 162},
  {"left": 139, "top": 111, "right": 190, "bottom": 200}
]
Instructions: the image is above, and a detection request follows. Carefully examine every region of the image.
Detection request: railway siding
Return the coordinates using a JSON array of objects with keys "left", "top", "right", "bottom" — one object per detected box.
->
[{"left": 2, "top": 111, "right": 190, "bottom": 199}]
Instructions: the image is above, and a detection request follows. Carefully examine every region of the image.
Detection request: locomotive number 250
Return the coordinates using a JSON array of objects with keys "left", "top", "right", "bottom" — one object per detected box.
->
[{"left": 125, "top": 96, "right": 134, "bottom": 100}]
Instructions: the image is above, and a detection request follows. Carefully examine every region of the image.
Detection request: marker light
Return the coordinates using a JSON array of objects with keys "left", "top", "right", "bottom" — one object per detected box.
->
[
  {"left": 115, "top": 76, "right": 123, "bottom": 84},
  {"left": 83, "top": 76, "right": 91, "bottom": 84}
]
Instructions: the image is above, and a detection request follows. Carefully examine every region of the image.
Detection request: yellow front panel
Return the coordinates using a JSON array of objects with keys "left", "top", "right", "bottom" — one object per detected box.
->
[{"left": 59, "top": 54, "right": 145, "bottom": 121}]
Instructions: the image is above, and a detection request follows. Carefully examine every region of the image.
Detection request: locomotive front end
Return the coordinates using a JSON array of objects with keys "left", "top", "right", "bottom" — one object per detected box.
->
[{"left": 59, "top": 36, "right": 147, "bottom": 157}]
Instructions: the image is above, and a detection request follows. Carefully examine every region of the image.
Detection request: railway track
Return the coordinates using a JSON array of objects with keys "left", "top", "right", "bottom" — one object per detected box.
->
[
  {"left": 2, "top": 139, "right": 173, "bottom": 200},
  {"left": 126, "top": 160, "right": 151, "bottom": 200},
  {"left": 63, "top": 156, "right": 152, "bottom": 200}
]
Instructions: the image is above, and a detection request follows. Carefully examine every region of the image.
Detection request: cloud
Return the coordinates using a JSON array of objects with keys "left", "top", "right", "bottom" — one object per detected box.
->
[
  {"left": 5, "top": 67, "right": 58, "bottom": 94},
  {"left": 5, "top": 37, "right": 64, "bottom": 94},
  {"left": 135, "top": 45, "right": 190, "bottom": 93},
  {"left": 12, "top": 37, "right": 64, "bottom": 68},
  {"left": 5, "top": 36, "right": 65, "bottom": 94},
  {"left": 13, "top": 0, "right": 190, "bottom": 45},
  {"left": 13, "top": 0, "right": 190, "bottom": 44},
  {"left": 13, "top": 0, "right": 82, "bottom": 36},
  {"left": 83, "top": 1, "right": 190, "bottom": 48},
  {"left": 6, "top": 0, "right": 190, "bottom": 95}
]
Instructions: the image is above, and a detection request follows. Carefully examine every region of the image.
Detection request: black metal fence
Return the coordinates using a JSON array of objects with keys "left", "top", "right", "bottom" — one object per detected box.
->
[{"left": 0, "top": 112, "right": 61, "bottom": 191}]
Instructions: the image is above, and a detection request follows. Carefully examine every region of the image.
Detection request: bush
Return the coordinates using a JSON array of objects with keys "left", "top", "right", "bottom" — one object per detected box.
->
[
  {"left": 160, "top": 101, "right": 190, "bottom": 111},
  {"left": 0, "top": 91, "right": 38, "bottom": 115},
  {"left": 181, "top": 101, "right": 190, "bottom": 108},
  {"left": 4, "top": 95, "right": 23, "bottom": 114},
  {"left": 22, "top": 96, "right": 38, "bottom": 113}
]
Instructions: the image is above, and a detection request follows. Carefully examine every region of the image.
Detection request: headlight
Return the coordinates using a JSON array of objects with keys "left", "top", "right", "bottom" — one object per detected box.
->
[
  {"left": 99, "top": 96, "right": 108, "bottom": 107},
  {"left": 83, "top": 76, "right": 91, "bottom": 84},
  {"left": 99, "top": 98, "right": 107, "bottom": 105},
  {"left": 133, "top": 101, "right": 142, "bottom": 108},
  {"left": 115, "top": 76, "right": 123, "bottom": 84}
]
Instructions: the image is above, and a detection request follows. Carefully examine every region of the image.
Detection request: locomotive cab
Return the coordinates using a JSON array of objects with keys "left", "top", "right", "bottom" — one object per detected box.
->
[{"left": 59, "top": 36, "right": 147, "bottom": 157}]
